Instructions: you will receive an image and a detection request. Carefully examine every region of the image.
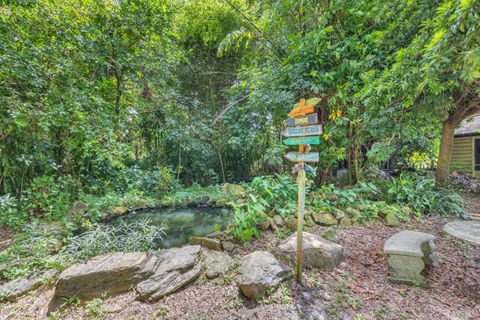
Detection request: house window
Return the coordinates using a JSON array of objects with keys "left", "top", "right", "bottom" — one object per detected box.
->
[{"left": 475, "top": 138, "right": 480, "bottom": 171}]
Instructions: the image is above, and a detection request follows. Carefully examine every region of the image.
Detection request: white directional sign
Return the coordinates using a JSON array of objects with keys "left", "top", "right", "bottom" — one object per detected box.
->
[
  {"left": 285, "top": 152, "right": 320, "bottom": 162},
  {"left": 282, "top": 124, "right": 323, "bottom": 138}
]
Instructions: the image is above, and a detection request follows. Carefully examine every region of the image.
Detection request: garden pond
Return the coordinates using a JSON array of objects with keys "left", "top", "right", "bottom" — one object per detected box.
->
[{"left": 114, "top": 207, "right": 233, "bottom": 248}]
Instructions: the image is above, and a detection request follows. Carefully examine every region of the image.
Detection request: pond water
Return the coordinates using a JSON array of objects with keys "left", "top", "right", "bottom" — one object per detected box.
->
[{"left": 116, "top": 207, "right": 233, "bottom": 248}]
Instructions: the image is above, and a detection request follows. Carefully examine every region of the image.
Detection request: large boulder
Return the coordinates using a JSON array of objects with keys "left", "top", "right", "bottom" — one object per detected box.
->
[
  {"left": 275, "top": 232, "right": 343, "bottom": 271},
  {"left": 0, "top": 269, "right": 57, "bottom": 302},
  {"left": 200, "top": 249, "right": 235, "bottom": 279},
  {"left": 239, "top": 251, "right": 290, "bottom": 299},
  {"left": 49, "top": 252, "right": 148, "bottom": 311},
  {"left": 136, "top": 245, "right": 201, "bottom": 302}
]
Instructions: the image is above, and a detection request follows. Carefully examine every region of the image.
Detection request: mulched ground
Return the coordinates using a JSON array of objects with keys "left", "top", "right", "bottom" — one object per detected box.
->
[{"left": 1, "top": 194, "right": 479, "bottom": 320}]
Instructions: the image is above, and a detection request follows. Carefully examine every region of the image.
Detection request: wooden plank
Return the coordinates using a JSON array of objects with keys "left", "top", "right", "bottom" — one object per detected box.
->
[
  {"left": 283, "top": 136, "right": 320, "bottom": 145},
  {"left": 284, "top": 113, "right": 318, "bottom": 127},
  {"left": 288, "top": 105, "right": 315, "bottom": 118},
  {"left": 285, "top": 152, "right": 319, "bottom": 162},
  {"left": 282, "top": 124, "right": 322, "bottom": 137}
]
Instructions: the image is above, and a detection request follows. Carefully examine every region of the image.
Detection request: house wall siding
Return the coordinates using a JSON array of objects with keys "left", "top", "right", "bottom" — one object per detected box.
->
[{"left": 451, "top": 136, "right": 473, "bottom": 174}]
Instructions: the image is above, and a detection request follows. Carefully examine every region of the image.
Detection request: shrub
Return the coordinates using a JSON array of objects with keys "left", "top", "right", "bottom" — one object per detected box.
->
[{"left": 383, "top": 173, "right": 464, "bottom": 216}]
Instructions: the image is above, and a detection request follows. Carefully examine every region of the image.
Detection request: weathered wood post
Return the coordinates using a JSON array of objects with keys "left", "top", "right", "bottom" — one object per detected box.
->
[{"left": 282, "top": 97, "right": 322, "bottom": 283}]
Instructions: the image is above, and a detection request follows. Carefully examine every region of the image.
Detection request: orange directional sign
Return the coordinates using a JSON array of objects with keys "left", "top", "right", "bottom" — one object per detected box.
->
[{"left": 288, "top": 98, "right": 321, "bottom": 118}]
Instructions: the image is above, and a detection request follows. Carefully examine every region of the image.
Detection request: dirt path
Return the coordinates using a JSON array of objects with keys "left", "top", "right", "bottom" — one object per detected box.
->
[{"left": 1, "top": 195, "right": 479, "bottom": 319}]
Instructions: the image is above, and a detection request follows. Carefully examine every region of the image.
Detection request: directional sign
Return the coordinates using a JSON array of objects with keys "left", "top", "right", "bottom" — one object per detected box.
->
[
  {"left": 292, "top": 97, "right": 321, "bottom": 109},
  {"left": 284, "top": 113, "right": 318, "bottom": 127},
  {"left": 288, "top": 98, "right": 321, "bottom": 118},
  {"left": 285, "top": 152, "right": 319, "bottom": 162},
  {"left": 288, "top": 105, "right": 315, "bottom": 118},
  {"left": 282, "top": 124, "right": 322, "bottom": 137},
  {"left": 284, "top": 136, "right": 320, "bottom": 146}
]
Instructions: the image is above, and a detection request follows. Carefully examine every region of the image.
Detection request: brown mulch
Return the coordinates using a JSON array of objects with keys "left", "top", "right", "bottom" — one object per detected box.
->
[{"left": 1, "top": 196, "right": 479, "bottom": 319}]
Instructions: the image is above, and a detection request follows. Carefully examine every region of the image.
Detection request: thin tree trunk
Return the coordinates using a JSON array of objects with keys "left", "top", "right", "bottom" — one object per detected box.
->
[
  {"left": 177, "top": 146, "right": 182, "bottom": 181},
  {"left": 436, "top": 115, "right": 458, "bottom": 185},
  {"left": 218, "top": 150, "right": 226, "bottom": 183}
]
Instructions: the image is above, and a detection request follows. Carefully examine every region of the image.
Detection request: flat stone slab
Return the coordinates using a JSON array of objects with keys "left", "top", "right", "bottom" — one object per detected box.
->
[
  {"left": 189, "top": 237, "right": 222, "bottom": 251},
  {"left": 136, "top": 245, "right": 201, "bottom": 302},
  {"left": 444, "top": 220, "right": 480, "bottom": 245},
  {"left": 0, "top": 269, "right": 57, "bottom": 302},
  {"left": 384, "top": 230, "right": 436, "bottom": 257},
  {"left": 49, "top": 252, "right": 148, "bottom": 312}
]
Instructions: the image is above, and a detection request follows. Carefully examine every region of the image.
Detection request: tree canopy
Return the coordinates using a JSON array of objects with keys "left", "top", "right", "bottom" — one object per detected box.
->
[{"left": 0, "top": 0, "right": 479, "bottom": 207}]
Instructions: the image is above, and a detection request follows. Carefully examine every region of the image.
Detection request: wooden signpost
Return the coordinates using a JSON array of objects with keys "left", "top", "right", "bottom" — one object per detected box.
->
[{"left": 281, "top": 98, "right": 322, "bottom": 283}]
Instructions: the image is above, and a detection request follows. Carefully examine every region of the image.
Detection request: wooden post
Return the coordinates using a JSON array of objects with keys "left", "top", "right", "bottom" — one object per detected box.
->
[{"left": 296, "top": 143, "right": 305, "bottom": 282}]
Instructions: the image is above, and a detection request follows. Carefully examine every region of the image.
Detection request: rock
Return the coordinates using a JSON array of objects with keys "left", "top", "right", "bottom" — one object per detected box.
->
[
  {"left": 111, "top": 206, "right": 128, "bottom": 216},
  {"left": 320, "top": 229, "right": 340, "bottom": 243},
  {"left": 305, "top": 214, "right": 315, "bottom": 227},
  {"left": 206, "top": 231, "right": 225, "bottom": 240},
  {"left": 137, "top": 266, "right": 201, "bottom": 302},
  {"left": 332, "top": 208, "right": 346, "bottom": 220},
  {"left": 222, "top": 240, "right": 235, "bottom": 252},
  {"left": 49, "top": 252, "right": 148, "bottom": 311},
  {"left": 0, "top": 269, "right": 57, "bottom": 302},
  {"left": 201, "top": 250, "right": 235, "bottom": 279},
  {"left": 239, "top": 251, "right": 290, "bottom": 299},
  {"left": 285, "top": 217, "right": 297, "bottom": 230},
  {"left": 345, "top": 207, "right": 360, "bottom": 219},
  {"left": 385, "top": 212, "right": 400, "bottom": 227},
  {"left": 136, "top": 245, "right": 201, "bottom": 301},
  {"left": 313, "top": 213, "right": 336, "bottom": 226},
  {"left": 189, "top": 236, "right": 222, "bottom": 251},
  {"left": 276, "top": 232, "right": 343, "bottom": 271},
  {"left": 69, "top": 200, "right": 89, "bottom": 214},
  {"left": 258, "top": 218, "right": 271, "bottom": 231},
  {"left": 223, "top": 183, "right": 245, "bottom": 197},
  {"left": 339, "top": 218, "right": 352, "bottom": 228},
  {"left": 273, "top": 215, "right": 284, "bottom": 227}
]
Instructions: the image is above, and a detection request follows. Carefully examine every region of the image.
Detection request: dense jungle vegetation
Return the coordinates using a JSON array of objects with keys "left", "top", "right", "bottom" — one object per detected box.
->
[{"left": 0, "top": 0, "right": 478, "bottom": 232}]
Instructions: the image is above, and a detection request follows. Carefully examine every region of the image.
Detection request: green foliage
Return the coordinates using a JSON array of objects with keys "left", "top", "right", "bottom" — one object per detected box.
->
[
  {"left": 24, "top": 176, "right": 74, "bottom": 221},
  {"left": 0, "top": 218, "right": 167, "bottom": 280},
  {"left": 230, "top": 174, "right": 296, "bottom": 241},
  {"left": 61, "top": 219, "right": 167, "bottom": 262},
  {"left": 383, "top": 173, "right": 465, "bottom": 216}
]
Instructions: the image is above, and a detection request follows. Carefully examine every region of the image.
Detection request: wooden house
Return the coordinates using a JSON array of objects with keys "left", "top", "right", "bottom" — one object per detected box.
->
[{"left": 451, "top": 115, "right": 480, "bottom": 177}]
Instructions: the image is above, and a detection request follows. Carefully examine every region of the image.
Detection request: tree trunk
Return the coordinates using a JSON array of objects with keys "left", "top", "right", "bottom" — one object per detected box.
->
[
  {"left": 436, "top": 97, "right": 480, "bottom": 186},
  {"left": 436, "top": 115, "right": 458, "bottom": 186}
]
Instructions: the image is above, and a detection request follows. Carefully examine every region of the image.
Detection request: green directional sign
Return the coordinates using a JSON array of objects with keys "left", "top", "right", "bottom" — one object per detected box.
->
[
  {"left": 284, "top": 136, "right": 320, "bottom": 146},
  {"left": 284, "top": 113, "right": 318, "bottom": 127},
  {"left": 282, "top": 124, "right": 322, "bottom": 137},
  {"left": 285, "top": 152, "right": 319, "bottom": 162}
]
